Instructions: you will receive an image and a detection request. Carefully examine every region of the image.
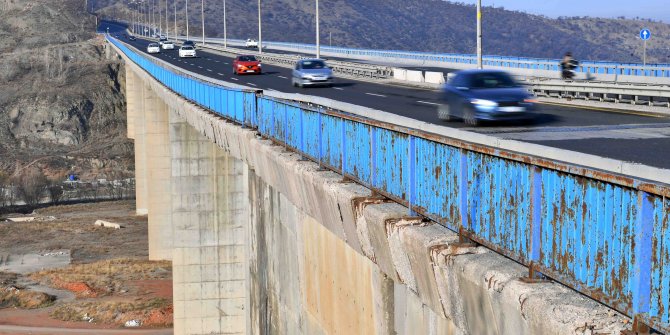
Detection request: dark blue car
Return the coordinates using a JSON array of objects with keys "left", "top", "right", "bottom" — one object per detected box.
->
[{"left": 438, "top": 69, "right": 537, "bottom": 126}]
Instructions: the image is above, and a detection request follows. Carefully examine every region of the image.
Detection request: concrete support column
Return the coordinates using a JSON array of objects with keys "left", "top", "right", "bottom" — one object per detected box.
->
[
  {"left": 170, "top": 109, "right": 248, "bottom": 335},
  {"left": 146, "top": 98, "right": 173, "bottom": 261},
  {"left": 134, "top": 81, "right": 150, "bottom": 215},
  {"left": 125, "top": 70, "right": 139, "bottom": 139}
]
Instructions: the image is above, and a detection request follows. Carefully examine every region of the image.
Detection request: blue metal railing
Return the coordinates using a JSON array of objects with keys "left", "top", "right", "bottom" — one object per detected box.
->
[{"left": 109, "top": 36, "right": 670, "bottom": 332}]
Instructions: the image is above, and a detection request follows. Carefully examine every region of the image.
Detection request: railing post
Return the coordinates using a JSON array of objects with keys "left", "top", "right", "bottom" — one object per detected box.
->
[
  {"left": 458, "top": 149, "right": 469, "bottom": 231},
  {"left": 317, "top": 111, "right": 323, "bottom": 169},
  {"left": 631, "top": 191, "right": 653, "bottom": 328},
  {"left": 407, "top": 135, "right": 416, "bottom": 216},
  {"left": 370, "top": 127, "right": 377, "bottom": 188},
  {"left": 526, "top": 166, "right": 544, "bottom": 281},
  {"left": 341, "top": 117, "right": 346, "bottom": 178}
]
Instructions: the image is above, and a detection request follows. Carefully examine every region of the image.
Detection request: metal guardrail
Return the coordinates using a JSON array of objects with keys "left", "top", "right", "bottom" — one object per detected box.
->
[
  {"left": 172, "top": 37, "right": 394, "bottom": 80},
  {"left": 108, "top": 35, "right": 670, "bottom": 333},
  {"left": 526, "top": 79, "right": 670, "bottom": 106},
  {"left": 201, "top": 37, "right": 670, "bottom": 79}
]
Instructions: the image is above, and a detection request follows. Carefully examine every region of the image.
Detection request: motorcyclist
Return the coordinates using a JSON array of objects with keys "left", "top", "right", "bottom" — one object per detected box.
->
[{"left": 560, "top": 52, "right": 579, "bottom": 80}]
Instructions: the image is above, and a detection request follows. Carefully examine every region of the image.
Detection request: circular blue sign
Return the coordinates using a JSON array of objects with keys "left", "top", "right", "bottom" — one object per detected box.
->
[{"left": 640, "top": 28, "right": 651, "bottom": 40}]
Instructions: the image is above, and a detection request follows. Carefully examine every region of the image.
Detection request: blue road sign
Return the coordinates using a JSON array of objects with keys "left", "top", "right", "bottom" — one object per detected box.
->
[{"left": 640, "top": 29, "right": 651, "bottom": 40}]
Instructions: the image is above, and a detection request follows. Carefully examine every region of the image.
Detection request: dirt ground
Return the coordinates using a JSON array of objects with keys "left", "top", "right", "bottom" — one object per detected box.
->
[{"left": 0, "top": 200, "right": 173, "bottom": 332}]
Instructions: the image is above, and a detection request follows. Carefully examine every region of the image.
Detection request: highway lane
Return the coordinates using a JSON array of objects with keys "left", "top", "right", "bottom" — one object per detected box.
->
[{"left": 105, "top": 24, "right": 670, "bottom": 169}]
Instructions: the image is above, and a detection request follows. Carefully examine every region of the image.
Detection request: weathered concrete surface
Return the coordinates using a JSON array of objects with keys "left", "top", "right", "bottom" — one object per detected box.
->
[{"left": 120, "top": 47, "right": 633, "bottom": 334}]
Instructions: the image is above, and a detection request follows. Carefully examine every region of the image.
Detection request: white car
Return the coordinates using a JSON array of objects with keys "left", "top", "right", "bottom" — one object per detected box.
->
[
  {"left": 245, "top": 39, "right": 258, "bottom": 48},
  {"left": 147, "top": 43, "right": 160, "bottom": 54},
  {"left": 158, "top": 37, "right": 168, "bottom": 45},
  {"left": 179, "top": 46, "right": 197, "bottom": 58},
  {"left": 162, "top": 41, "right": 175, "bottom": 50}
]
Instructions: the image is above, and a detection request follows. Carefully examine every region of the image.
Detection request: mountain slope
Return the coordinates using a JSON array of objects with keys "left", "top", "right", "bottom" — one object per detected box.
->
[{"left": 93, "top": 0, "right": 670, "bottom": 64}]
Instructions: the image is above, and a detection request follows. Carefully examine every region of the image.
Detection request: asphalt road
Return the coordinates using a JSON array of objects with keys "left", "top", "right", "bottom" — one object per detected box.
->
[{"left": 103, "top": 23, "right": 670, "bottom": 169}]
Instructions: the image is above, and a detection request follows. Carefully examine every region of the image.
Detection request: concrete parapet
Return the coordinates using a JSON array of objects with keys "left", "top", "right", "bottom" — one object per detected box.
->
[
  {"left": 425, "top": 71, "right": 446, "bottom": 84},
  {"left": 406, "top": 70, "right": 424, "bottom": 83},
  {"left": 393, "top": 68, "right": 407, "bottom": 81}
]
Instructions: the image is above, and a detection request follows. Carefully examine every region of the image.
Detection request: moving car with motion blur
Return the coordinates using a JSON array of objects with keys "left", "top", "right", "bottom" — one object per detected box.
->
[
  {"left": 245, "top": 39, "right": 258, "bottom": 48},
  {"left": 158, "top": 37, "right": 168, "bottom": 46},
  {"left": 178, "top": 45, "right": 197, "bottom": 58},
  {"left": 291, "top": 59, "right": 333, "bottom": 88},
  {"left": 233, "top": 55, "right": 262, "bottom": 75},
  {"left": 147, "top": 43, "right": 161, "bottom": 54},
  {"left": 129, "top": 35, "right": 136, "bottom": 41},
  {"left": 162, "top": 41, "right": 175, "bottom": 50},
  {"left": 437, "top": 69, "right": 536, "bottom": 126}
]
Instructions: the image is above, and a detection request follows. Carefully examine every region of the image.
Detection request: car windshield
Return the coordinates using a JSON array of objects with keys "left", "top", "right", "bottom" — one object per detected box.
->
[
  {"left": 467, "top": 72, "right": 518, "bottom": 89},
  {"left": 301, "top": 60, "right": 326, "bottom": 69},
  {"left": 238, "top": 56, "right": 257, "bottom": 62},
  {"left": 181, "top": 46, "right": 194, "bottom": 50},
  {"left": 184, "top": 41, "right": 194, "bottom": 45},
  {"left": 149, "top": 43, "right": 158, "bottom": 47}
]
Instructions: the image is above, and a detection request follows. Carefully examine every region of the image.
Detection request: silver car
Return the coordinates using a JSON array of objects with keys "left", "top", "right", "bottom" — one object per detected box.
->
[{"left": 291, "top": 59, "right": 333, "bottom": 88}]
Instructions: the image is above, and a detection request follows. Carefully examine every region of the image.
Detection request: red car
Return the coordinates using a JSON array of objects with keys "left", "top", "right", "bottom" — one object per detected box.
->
[{"left": 233, "top": 55, "right": 262, "bottom": 75}]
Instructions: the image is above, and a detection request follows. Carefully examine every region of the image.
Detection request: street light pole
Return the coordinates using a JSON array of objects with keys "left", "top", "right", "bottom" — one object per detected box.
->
[
  {"left": 159, "top": 0, "right": 162, "bottom": 36},
  {"left": 476, "top": 0, "right": 482, "bottom": 69},
  {"left": 201, "top": 0, "right": 205, "bottom": 45},
  {"left": 185, "top": 0, "right": 189, "bottom": 40},
  {"left": 258, "top": 0, "right": 262, "bottom": 54},
  {"left": 223, "top": 0, "right": 227, "bottom": 49},
  {"left": 174, "top": 0, "right": 177, "bottom": 40},
  {"left": 165, "top": 0, "right": 168, "bottom": 38},
  {"left": 316, "top": 0, "right": 320, "bottom": 58}
]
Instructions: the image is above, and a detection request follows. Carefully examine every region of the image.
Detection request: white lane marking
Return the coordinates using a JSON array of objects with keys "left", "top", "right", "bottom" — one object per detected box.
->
[
  {"left": 215, "top": 60, "right": 220, "bottom": 63},
  {"left": 417, "top": 100, "right": 440, "bottom": 106},
  {"left": 217, "top": 73, "right": 224, "bottom": 76},
  {"left": 333, "top": 87, "right": 344, "bottom": 91},
  {"left": 207, "top": 69, "right": 213, "bottom": 72},
  {"left": 198, "top": 66, "right": 203, "bottom": 69},
  {"left": 190, "top": 63, "right": 195, "bottom": 66},
  {"left": 222, "top": 62, "right": 229, "bottom": 65},
  {"left": 278, "top": 75, "right": 288, "bottom": 79},
  {"left": 231, "top": 78, "right": 239, "bottom": 81},
  {"left": 365, "top": 93, "right": 387, "bottom": 97},
  {"left": 247, "top": 83, "right": 258, "bottom": 87}
]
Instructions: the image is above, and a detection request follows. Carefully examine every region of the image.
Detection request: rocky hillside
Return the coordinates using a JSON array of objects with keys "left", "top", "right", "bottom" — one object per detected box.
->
[
  {"left": 0, "top": 0, "right": 132, "bottom": 180},
  {"left": 93, "top": 0, "right": 670, "bottom": 64}
]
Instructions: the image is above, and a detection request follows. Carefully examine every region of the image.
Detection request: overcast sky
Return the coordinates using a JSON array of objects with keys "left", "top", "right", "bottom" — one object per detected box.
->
[{"left": 455, "top": 0, "right": 670, "bottom": 23}]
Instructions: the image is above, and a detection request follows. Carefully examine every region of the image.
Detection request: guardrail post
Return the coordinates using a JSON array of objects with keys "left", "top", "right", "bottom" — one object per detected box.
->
[
  {"left": 370, "top": 127, "right": 377, "bottom": 189},
  {"left": 631, "top": 191, "right": 653, "bottom": 331},
  {"left": 458, "top": 149, "right": 469, "bottom": 233},
  {"left": 341, "top": 117, "right": 346, "bottom": 179},
  {"left": 407, "top": 135, "right": 416, "bottom": 216},
  {"left": 524, "top": 166, "right": 544, "bottom": 282},
  {"left": 317, "top": 111, "right": 324, "bottom": 169}
]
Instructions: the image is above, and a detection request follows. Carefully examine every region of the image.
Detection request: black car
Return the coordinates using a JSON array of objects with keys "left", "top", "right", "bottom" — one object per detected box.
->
[
  {"left": 438, "top": 69, "right": 536, "bottom": 126},
  {"left": 129, "top": 35, "right": 136, "bottom": 41},
  {"left": 182, "top": 40, "right": 196, "bottom": 49}
]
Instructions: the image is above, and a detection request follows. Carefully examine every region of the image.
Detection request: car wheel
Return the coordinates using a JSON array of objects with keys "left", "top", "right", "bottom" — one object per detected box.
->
[
  {"left": 463, "top": 106, "right": 480, "bottom": 126},
  {"left": 437, "top": 104, "right": 453, "bottom": 121}
]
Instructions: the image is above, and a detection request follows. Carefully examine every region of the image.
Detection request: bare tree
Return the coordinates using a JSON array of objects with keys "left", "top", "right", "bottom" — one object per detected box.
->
[{"left": 14, "top": 167, "right": 49, "bottom": 207}]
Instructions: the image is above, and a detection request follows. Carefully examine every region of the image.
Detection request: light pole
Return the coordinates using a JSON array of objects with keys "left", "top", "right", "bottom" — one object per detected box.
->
[
  {"left": 174, "top": 0, "right": 177, "bottom": 40},
  {"left": 476, "top": 0, "right": 482, "bottom": 69},
  {"left": 165, "top": 0, "right": 169, "bottom": 38},
  {"left": 185, "top": 0, "right": 189, "bottom": 40},
  {"left": 223, "top": 0, "right": 227, "bottom": 49},
  {"left": 316, "top": 0, "right": 320, "bottom": 58},
  {"left": 159, "top": 0, "right": 162, "bottom": 36},
  {"left": 258, "top": 0, "right": 262, "bottom": 53},
  {"left": 201, "top": 0, "right": 205, "bottom": 45}
]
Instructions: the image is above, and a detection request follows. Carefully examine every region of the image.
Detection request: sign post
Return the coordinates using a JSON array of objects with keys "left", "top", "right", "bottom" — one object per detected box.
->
[{"left": 640, "top": 28, "right": 651, "bottom": 67}]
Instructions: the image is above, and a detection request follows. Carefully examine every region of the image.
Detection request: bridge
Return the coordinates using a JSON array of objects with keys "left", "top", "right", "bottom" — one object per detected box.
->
[{"left": 102, "top": 21, "right": 669, "bottom": 335}]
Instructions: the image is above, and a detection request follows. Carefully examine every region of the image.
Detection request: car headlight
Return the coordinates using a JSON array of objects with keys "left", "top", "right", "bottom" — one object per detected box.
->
[{"left": 471, "top": 99, "right": 497, "bottom": 112}]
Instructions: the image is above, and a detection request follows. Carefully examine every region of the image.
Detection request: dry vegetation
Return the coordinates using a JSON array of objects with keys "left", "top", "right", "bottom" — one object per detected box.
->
[{"left": 0, "top": 201, "right": 173, "bottom": 329}]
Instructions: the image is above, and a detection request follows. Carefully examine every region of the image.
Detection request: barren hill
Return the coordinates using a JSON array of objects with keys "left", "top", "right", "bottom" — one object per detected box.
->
[
  {"left": 0, "top": 0, "right": 132, "bottom": 180},
  {"left": 93, "top": 0, "right": 670, "bottom": 64}
]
